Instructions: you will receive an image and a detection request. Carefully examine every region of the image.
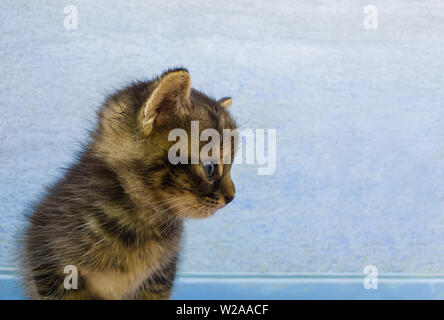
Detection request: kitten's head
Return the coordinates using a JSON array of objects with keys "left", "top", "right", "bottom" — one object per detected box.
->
[{"left": 95, "top": 68, "right": 237, "bottom": 219}]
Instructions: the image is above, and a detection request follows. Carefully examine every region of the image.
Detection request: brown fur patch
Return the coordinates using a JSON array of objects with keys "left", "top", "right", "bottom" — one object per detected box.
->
[{"left": 21, "top": 68, "right": 237, "bottom": 299}]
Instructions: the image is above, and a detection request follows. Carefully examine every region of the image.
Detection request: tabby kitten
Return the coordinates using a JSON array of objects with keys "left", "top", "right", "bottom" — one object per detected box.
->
[{"left": 21, "top": 68, "right": 237, "bottom": 299}]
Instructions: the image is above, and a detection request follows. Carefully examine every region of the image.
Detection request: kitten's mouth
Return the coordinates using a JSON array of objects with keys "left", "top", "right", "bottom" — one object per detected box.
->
[
  {"left": 195, "top": 207, "right": 218, "bottom": 219},
  {"left": 179, "top": 206, "right": 220, "bottom": 219}
]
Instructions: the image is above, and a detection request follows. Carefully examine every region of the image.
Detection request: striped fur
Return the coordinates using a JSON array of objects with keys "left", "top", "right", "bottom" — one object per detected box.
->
[{"left": 21, "top": 68, "right": 237, "bottom": 299}]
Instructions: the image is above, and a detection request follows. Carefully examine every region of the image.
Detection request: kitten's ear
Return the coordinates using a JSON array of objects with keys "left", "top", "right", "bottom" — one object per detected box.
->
[
  {"left": 140, "top": 69, "right": 191, "bottom": 135},
  {"left": 218, "top": 97, "right": 232, "bottom": 108}
]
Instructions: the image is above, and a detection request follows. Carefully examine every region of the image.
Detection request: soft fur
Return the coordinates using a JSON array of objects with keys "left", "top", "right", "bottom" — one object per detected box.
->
[{"left": 21, "top": 68, "right": 237, "bottom": 299}]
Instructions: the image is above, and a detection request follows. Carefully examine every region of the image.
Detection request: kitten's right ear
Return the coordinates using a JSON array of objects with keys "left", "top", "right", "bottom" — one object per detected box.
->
[
  {"left": 140, "top": 69, "right": 191, "bottom": 135},
  {"left": 218, "top": 97, "right": 232, "bottom": 108}
]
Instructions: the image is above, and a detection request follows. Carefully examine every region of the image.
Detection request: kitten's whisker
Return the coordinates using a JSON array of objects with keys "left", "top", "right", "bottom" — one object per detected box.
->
[
  {"left": 125, "top": 196, "right": 184, "bottom": 212},
  {"left": 162, "top": 205, "right": 206, "bottom": 239},
  {"left": 125, "top": 196, "right": 188, "bottom": 215},
  {"left": 136, "top": 199, "right": 191, "bottom": 232},
  {"left": 157, "top": 204, "right": 201, "bottom": 236},
  {"left": 153, "top": 203, "right": 192, "bottom": 233}
]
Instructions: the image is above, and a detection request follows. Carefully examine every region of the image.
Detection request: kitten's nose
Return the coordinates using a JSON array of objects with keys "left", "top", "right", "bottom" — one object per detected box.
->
[
  {"left": 223, "top": 187, "right": 235, "bottom": 205},
  {"left": 222, "top": 175, "right": 235, "bottom": 205},
  {"left": 224, "top": 193, "right": 234, "bottom": 205}
]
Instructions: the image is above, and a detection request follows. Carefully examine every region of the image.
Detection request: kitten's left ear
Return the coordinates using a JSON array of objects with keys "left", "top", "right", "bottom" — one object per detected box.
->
[
  {"left": 140, "top": 69, "right": 191, "bottom": 135},
  {"left": 218, "top": 97, "right": 232, "bottom": 108}
]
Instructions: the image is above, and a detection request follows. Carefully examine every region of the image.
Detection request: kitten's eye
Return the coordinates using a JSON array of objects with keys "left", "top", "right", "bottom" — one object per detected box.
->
[{"left": 202, "top": 160, "right": 215, "bottom": 177}]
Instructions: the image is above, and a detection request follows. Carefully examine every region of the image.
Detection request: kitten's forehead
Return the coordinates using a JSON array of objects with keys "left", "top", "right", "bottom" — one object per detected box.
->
[{"left": 189, "top": 89, "right": 237, "bottom": 132}]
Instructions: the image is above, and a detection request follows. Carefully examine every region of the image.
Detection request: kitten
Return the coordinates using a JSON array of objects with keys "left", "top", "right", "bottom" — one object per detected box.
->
[{"left": 21, "top": 68, "right": 237, "bottom": 299}]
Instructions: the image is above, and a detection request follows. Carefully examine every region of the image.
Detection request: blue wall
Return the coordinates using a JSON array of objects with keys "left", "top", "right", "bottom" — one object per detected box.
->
[{"left": 1, "top": 0, "right": 444, "bottom": 283}]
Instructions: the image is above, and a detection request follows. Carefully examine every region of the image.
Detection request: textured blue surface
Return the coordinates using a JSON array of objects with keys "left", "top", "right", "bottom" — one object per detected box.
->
[
  {"left": 1, "top": 0, "right": 444, "bottom": 282},
  {"left": 2, "top": 269, "right": 444, "bottom": 300}
]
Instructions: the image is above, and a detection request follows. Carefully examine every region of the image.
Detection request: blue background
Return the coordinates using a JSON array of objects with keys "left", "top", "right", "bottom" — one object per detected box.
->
[{"left": 1, "top": 0, "right": 444, "bottom": 292}]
